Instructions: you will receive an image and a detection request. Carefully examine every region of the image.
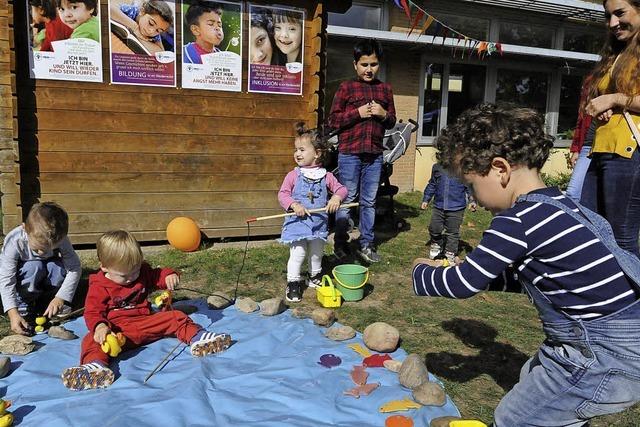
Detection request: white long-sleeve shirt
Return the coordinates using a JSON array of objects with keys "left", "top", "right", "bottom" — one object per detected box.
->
[{"left": 0, "top": 226, "right": 81, "bottom": 312}]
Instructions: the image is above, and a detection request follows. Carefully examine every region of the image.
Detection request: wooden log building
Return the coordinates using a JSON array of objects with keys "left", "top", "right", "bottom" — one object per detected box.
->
[{"left": 0, "top": 0, "right": 351, "bottom": 244}]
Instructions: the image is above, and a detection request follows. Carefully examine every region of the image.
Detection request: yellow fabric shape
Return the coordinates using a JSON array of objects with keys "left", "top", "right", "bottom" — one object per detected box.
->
[{"left": 592, "top": 69, "right": 640, "bottom": 158}]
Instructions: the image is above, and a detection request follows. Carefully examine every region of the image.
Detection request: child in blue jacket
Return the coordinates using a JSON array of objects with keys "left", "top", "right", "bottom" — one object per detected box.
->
[{"left": 421, "top": 163, "right": 475, "bottom": 263}]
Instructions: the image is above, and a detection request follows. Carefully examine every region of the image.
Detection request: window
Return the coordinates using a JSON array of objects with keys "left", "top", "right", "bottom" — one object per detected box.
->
[
  {"left": 563, "top": 25, "right": 604, "bottom": 54},
  {"left": 422, "top": 63, "right": 444, "bottom": 137},
  {"left": 447, "top": 64, "right": 485, "bottom": 127},
  {"left": 496, "top": 69, "right": 549, "bottom": 114},
  {"left": 424, "top": 14, "right": 489, "bottom": 40},
  {"left": 557, "top": 74, "right": 586, "bottom": 139},
  {"left": 499, "top": 22, "right": 553, "bottom": 48},
  {"left": 328, "top": 2, "right": 383, "bottom": 30}
]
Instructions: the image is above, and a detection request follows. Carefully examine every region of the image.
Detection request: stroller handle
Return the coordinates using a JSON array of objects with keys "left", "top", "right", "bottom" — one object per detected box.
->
[{"left": 407, "top": 119, "right": 419, "bottom": 132}]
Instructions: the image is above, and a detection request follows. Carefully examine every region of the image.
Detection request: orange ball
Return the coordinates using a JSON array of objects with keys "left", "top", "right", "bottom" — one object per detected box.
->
[{"left": 166, "top": 217, "right": 201, "bottom": 252}]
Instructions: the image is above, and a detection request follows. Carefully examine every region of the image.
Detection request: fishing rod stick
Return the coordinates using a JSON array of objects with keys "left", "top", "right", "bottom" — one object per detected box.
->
[
  {"left": 144, "top": 340, "right": 182, "bottom": 383},
  {"left": 246, "top": 202, "right": 359, "bottom": 223}
]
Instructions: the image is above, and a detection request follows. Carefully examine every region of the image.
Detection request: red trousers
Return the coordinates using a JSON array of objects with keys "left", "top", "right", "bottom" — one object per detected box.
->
[{"left": 80, "top": 311, "right": 201, "bottom": 365}]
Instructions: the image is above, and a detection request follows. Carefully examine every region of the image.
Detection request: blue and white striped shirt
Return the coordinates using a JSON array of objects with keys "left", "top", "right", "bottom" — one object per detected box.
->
[{"left": 412, "top": 187, "right": 639, "bottom": 320}]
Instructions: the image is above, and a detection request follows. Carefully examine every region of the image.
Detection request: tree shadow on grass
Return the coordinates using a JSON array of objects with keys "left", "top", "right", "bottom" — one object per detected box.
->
[{"left": 426, "top": 318, "right": 530, "bottom": 392}]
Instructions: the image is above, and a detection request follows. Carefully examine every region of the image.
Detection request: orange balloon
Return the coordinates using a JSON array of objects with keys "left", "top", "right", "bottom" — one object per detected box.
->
[
  {"left": 166, "top": 217, "right": 201, "bottom": 252},
  {"left": 385, "top": 415, "right": 414, "bottom": 427}
]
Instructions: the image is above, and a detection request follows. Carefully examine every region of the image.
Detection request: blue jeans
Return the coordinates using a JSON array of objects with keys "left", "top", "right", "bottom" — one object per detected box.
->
[
  {"left": 334, "top": 153, "right": 382, "bottom": 248},
  {"left": 18, "top": 258, "right": 66, "bottom": 299},
  {"left": 565, "top": 145, "right": 592, "bottom": 202},
  {"left": 580, "top": 150, "right": 640, "bottom": 257},
  {"left": 496, "top": 193, "right": 640, "bottom": 426}
]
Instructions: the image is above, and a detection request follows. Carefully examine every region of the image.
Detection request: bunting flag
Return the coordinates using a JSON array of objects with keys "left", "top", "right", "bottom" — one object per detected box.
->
[
  {"left": 407, "top": 10, "right": 425, "bottom": 37},
  {"left": 395, "top": 0, "right": 500, "bottom": 60}
]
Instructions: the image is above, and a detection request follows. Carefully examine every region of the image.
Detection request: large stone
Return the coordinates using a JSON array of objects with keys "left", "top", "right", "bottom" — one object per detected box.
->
[
  {"left": 311, "top": 308, "right": 336, "bottom": 327},
  {"left": 0, "top": 356, "right": 10, "bottom": 378},
  {"left": 399, "top": 353, "right": 429, "bottom": 389},
  {"left": 325, "top": 325, "right": 356, "bottom": 341},
  {"left": 235, "top": 297, "right": 259, "bottom": 313},
  {"left": 0, "top": 335, "right": 35, "bottom": 355},
  {"left": 430, "top": 416, "right": 461, "bottom": 427},
  {"left": 383, "top": 359, "right": 402, "bottom": 373},
  {"left": 48, "top": 326, "right": 78, "bottom": 340},
  {"left": 207, "top": 293, "right": 233, "bottom": 310},
  {"left": 259, "top": 298, "right": 286, "bottom": 316},
  {"left": 363, "top": 322, "right": 399, "bottom": 352},
  {"left": 291, "top": 307, "right": 312, "bottom": 319},
  {"left": 413, "top": 381, "right": 446, "bottom": 406}
]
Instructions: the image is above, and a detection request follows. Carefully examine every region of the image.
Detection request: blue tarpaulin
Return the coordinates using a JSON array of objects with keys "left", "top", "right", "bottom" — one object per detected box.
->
[{"left": 2, "top": 300, "right": 460, "bottom": 426}]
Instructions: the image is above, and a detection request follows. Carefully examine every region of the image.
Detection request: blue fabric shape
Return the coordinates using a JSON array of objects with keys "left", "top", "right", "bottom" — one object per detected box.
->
[
  {"left": 281, "top": 168, "right": 329, "bottom": 243},
  {"left": 1, "top": 300, "right": 459, "bottom": 426}
]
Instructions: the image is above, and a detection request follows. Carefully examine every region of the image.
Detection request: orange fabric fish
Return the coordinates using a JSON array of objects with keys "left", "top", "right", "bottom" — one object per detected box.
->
[
  {"left": 343, "top": 382, "right": 380, "bottom": 398},
  {"left": 350, "top": 365, "right": 368, "bottom": 385}
]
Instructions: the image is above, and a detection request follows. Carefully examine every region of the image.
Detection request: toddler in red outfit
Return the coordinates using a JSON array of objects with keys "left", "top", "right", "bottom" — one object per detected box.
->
[{"left": 62, "top": 230, "right": 231, "bottom": 391}]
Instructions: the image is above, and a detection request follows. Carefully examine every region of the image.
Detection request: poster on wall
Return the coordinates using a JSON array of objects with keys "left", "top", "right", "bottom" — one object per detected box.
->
[
  {"left": 26, "top": 0, "right": 103, "bottom": 82},
  {"left": 248, "top": 4, "right": 304, "bottom": 95},
  {"left": 108, "top": 0, "right": 176, "bottom": 87},
  {"left": 181, "top": 0, "right": 242, "bottom": 91}
]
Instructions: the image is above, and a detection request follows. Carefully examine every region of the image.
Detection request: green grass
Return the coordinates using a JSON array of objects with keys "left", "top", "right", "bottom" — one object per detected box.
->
[{"left": 3, "top": 192, "right": 640, "bottom": 425}]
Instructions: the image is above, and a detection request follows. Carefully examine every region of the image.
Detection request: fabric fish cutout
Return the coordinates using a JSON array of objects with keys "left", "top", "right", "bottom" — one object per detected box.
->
[
  {"left": 379, "top": 397, "right": 422, "bottom": 413},
  {"left": 343, "top": 382, "right": 380, "bottom": 398},
  {"left": 363, "top": 353, "right": 392, "bottom": 368},
  {"left": 350, "top": 365, "right": 368, "bottom": 385},
  {"left": 318, "top": 353, "right": 342, "bottom": 368},
  {"left": 348, "top": 343, "right": 372, "bottom": 358}
]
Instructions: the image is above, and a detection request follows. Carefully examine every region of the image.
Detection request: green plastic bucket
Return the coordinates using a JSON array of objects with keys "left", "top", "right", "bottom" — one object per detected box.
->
[{"left": 332, "top": 264, "right": 369, "bottom": 301}]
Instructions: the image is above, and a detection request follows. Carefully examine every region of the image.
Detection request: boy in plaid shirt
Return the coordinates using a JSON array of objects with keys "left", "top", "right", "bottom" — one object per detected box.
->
[{"left": 328, "top": 38, "right": 396, "bottom": 263}]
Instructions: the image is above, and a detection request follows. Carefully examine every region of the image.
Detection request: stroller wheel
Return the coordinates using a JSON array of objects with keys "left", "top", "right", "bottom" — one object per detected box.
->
[{"left": 396, "top": 219, "right": 406, "bottom": 230}]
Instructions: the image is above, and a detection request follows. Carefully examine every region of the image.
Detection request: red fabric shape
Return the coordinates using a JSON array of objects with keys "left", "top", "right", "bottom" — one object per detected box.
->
[{"left": 363, "top": 353, "right": 392, "bottom": 367}]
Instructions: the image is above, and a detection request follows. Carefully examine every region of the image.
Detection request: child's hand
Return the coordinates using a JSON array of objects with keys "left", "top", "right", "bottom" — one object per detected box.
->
[
  {"left": 7, "top": 309, "right": 30, "bottom": 335},
  {"left": 326, "top": 196, "right": 341, "bottom": 213},
  {"left": 43, "top": 296, "right": 65, "bottom": 318},
  {"left": 94, "top": 323, "right": 110, "bottom": 345},
  {"left": 291, "top": 202, "right": 309, "bottom": 217},
  {"left": 420, "top": 202, "right": 428, "bottom": 210},
  {"left": 358, "top": 104, "right": 372, "bottom": 119},
  {"left": 369, "top": 100, "right": 387, "bottom": 119},
  {"left": 469, "top": 202, "right": 477, "bottom": 212},
  {"left": 165, "top": 273, "right": 179, "bottom": 291}
]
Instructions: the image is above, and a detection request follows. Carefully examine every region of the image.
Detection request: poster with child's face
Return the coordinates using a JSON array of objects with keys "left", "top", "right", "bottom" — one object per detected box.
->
[
  {"left": 108, "top": 0, "right": 176, "bottom": 87},
  {"left": 26, "top": 0, "right": 103, "bottom": 81},
  {"left": 181, "top": 0, "right": 242, "bottom": 91},
  {"left": 248, "top": 4, "right": 304, "bottom": 95}
]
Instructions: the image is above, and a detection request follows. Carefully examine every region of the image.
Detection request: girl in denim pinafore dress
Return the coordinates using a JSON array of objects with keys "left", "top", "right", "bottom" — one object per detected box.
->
[{"left": 277, "top": 124, "right": 347, "bottom": 303}]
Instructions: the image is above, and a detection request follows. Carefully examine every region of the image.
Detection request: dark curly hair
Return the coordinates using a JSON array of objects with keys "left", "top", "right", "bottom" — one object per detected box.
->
[
  {"left": 435, "top": 103, "right": 555, "bottom": 176},
  {"left": 294, "top": 121, "right": 330, "bottom": 166}
]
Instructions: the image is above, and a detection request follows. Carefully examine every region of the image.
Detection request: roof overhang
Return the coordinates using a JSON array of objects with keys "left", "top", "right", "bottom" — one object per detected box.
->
[
  {"left": 327, "top": 25, "right": 601, "bottom": 62},
  {"left": 459, "top": 0, "right": 605, "bottom": 23}
]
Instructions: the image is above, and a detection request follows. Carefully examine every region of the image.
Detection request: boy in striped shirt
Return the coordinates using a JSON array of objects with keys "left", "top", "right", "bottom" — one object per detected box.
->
[{"left": 412, "top": 103, "right": 640, "bottom": 426}]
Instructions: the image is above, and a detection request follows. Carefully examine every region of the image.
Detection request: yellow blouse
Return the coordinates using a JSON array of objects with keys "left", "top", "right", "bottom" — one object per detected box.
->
[{"left": 592, "top": 70, "right": 640, "bottom": 158}]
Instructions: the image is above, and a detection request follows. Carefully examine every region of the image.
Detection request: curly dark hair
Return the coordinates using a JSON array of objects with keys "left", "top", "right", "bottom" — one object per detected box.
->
[
  {"left": 435, "top": 103, "right": 555, "bottom": 176},
  {"left": 294, "top": 121, "right": 330, "bottom": 166}
]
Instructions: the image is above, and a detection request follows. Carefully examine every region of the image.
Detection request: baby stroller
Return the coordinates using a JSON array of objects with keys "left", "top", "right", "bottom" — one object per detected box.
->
[
  {"left": 326, "top": 118, "right": 419, "bottom": 230},
  {"left": 376, "top": 119, "right": 419, "bottom": 229}
]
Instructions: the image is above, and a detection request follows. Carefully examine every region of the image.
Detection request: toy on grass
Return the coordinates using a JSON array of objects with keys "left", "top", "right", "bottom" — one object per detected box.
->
[
  {"left": 101, "top": 332, "right": 126, "bottom": 357},
  {"left": 385, "top": 415, "right": 414, "bottom": 427},
  {"left": 379, "top": 397, "right": 422, "bottom": 413},
  {"left": 166, "top": 217, "right": 201, "bottom": 252},
  {"left": 0, "top": 399, "right": 12, "bottom": 427},
  {"left": 316, "top": 275, "right": 342, "bottom": 308}
]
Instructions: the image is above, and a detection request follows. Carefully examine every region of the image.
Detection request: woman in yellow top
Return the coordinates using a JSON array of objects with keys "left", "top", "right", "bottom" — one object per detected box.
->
[{"left": 583, "top": 0, "right": 640, "bottom": 257}]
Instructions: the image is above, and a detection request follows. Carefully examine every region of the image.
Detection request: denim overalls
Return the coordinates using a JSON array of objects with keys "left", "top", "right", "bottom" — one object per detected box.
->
[
  {"left": 280, "top": 168, "right": 329, "bottom": 244},
  {"left": 493, "top": 193, "right": 640, "bottom": 426}
]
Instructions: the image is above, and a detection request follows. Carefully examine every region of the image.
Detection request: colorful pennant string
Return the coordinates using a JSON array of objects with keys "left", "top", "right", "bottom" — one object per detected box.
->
[{"left": 390, "top": 0, "right": 502, "bottom": 59}]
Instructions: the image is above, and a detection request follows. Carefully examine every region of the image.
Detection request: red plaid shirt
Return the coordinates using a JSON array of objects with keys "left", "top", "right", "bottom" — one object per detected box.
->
[{"left": 328, "top": 79, "right": 396, "bottom": 154}]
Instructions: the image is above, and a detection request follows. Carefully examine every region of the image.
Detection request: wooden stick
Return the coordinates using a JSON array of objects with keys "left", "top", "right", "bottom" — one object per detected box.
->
[
  {"left": 144, "top": 340, "right": 183, "bottom": 383},
  {"left": 48, "top": 307, "right": 85, "bottom": 325},
  {"left": 246, "top": 202, "right": 359, "bottom": 223}
]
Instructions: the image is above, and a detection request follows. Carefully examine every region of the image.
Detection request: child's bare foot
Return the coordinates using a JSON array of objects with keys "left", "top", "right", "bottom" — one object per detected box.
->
[
  {"left": 62, "top": 362, "right": 114, "bottom": 391},
  {"left": 190, "top": 332, "right": 231, "bottom": 357}
]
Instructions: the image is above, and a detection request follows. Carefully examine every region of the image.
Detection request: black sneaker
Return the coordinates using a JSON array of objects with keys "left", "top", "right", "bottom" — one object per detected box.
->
[
  {"left": 285, "top": 281, "right": 303, "bottom": 303},
  {"left": 307, "top": 273, "right": 322, "bottom": 289},
  {"left": 333, "top": 244, "right": 349, "bottom": 260},
  {"left": 358, "top": 246, "right": 381, "bottom": 263}
]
